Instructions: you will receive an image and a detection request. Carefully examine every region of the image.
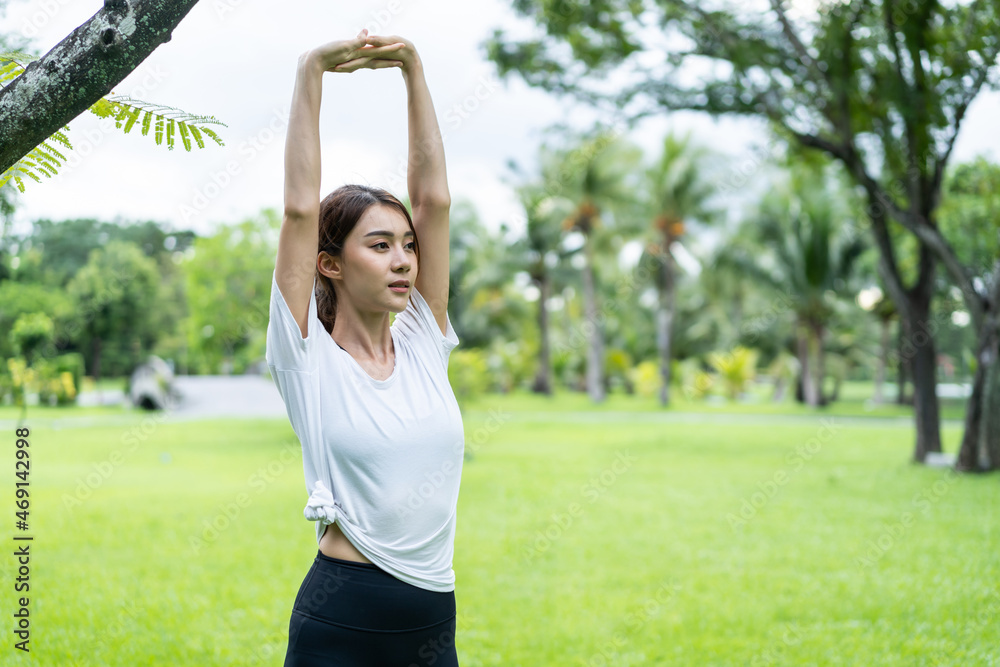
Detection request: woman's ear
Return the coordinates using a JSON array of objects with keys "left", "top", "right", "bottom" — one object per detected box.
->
[{"left": 318, "top": 251, "right": 343, "bottom": 281}]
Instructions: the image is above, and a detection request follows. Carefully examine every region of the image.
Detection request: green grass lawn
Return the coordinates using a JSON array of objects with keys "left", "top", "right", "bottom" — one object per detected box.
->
[{"left": 0, "top": 394, "right": 996, "bottom": 666}]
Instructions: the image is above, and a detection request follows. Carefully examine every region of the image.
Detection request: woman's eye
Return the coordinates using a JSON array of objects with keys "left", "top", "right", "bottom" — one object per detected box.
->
[{"left": 375, "top": 242, "right": 389, "bottom": 249}]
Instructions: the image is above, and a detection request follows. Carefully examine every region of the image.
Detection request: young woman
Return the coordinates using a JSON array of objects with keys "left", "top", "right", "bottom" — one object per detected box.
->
[{"left": 266, "top": 29, "right": 464, "bottom": 666}]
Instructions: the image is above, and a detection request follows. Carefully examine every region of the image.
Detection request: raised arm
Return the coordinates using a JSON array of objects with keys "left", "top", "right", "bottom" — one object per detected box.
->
[
  {"left": 276, "top": 31, "right": 406, "bottom": 338},
  {"left": 365, "top": 34, "right": 452, "bottom": 336}
]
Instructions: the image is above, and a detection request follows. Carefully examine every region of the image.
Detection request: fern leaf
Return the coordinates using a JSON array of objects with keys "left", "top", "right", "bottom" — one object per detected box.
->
[
  {"left": 155, "top": 117, "right": 164, "bottom": 146},
  {"left": 105, "top": 95, "right": 227, "bottom": 127},
  {"left": 141, "top": 110, "right": 153, "bottom": 136},
  {"left": 122, "top": 106, "right": 142, "bottom": 134},
  {"left": 90, "top": 98, "right": 116, "bottom": 118},
  {"left": 49, "top": 130, "right": 72, "bottom": 151},
  {"left": 0, "top": 133, "right": 69, "bottom": 192},
  {"left": 178, "top": 122, "right": 192, "bottom": 151},
  {"left": 166, "top": 118, "right": 175, "bottom": 150},
  {"left": 198, "top": 127, "right": 225, "bottom": 147},
  {"left": 189, "top": 125, "right": 205, "bottom": 149},
  {"left": 16, "top": 165, "right": 42, "bottom": 184},
  {"left": 113, "top": 102, "right": 130, "bottom": 128}
]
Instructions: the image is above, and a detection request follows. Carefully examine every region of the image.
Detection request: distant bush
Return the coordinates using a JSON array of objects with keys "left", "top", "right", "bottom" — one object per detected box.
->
[
  {"left": 630, "top": 359, "right": 661, "bottom": 398},
  {"left": 35, "top": 353, "right": 84, "bottom": 406},
  {"left": 448, "top": 348, "right": 491, "bottom": 405},
  {"left": 708, "top": 346, "right": 760, "bottom": 400}
]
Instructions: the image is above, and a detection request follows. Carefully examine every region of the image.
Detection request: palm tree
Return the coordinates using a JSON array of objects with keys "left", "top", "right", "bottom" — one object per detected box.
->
[
  {"left": 715, "top": 164, "right": 866, "bottom": 407},
  {"left": 541, "top": 126, "right": 642, "bottom": 402},
  {"left": 638, "top": 132, "right": 719, "bottom": 406},
  {"left": 508, "top": 180, "right": 578, "bottom": 394}
]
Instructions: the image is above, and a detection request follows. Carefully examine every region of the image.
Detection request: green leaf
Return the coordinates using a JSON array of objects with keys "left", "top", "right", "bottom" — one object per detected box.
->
[
  {"left": 89, "top": 98, "right": 116, "bottom": 119},
  {"left": 166, "top": 118, "right": 175, "bottom": 150},
  {"left": 155, "top": 117, "right": 164, "bottom": 146},
  {"left": 123, "top": 106, "right": 142, "bottom": 134},
  {"left": 113, "top": 102, "right": 130, "bottom": 128},
  {"left": 199, "top": 127, "right": 225, "bottom": 147},
  {"left": 189, "top": 125, "right": 205, "bottom": 149},
  {"left": 178, "top": 122, "right": 192, "bottom": 151},
  {"left": 50, "top": 130, "right": 72, "bottom": 151},
  {"left": 141, "top": 111, "right": 153, "bottom": 136}
]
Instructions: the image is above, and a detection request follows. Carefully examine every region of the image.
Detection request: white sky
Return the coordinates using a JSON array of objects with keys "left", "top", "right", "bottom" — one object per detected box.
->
[{"left": 4, "top": 0, "right": 1000, "bottom": 245}]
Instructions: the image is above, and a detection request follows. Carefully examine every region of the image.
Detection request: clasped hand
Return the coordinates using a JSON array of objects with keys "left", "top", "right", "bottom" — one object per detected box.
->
[{"left": 310, "top": 29, "right": 418, "bottom": 74}]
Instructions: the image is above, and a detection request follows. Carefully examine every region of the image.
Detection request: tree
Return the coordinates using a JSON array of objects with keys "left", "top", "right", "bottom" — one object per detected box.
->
[
  {"left": 507, "top": 149, "right": 593, "bottom": 395},
  {"left": 66, "top": 240, "right": 161, "bottom": 384},
  {"left": 485, "top": 0, "right": 1000, "bottom": 466},
  {"left": 181, "top": 211, "right": 278, "bottom": 375},
  {"left": 638, "top": 132, "right": 719, "bottom": 405},
  {"left": 546, "top": 126, "right": 643, "bottom": 402},
  {"left": 0, "top": 1, "right": 213, "bottom": 177},
  {"left": 937, "top": 158, "right": 1000, "bottom": 471},
  {"left": 715, "top": 163, "right": 866, "bottom": 407}
]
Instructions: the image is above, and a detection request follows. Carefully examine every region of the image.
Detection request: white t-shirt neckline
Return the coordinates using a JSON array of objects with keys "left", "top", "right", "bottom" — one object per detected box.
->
[{"left": 329, "top": 327, "right": 401, "bottom": 387}]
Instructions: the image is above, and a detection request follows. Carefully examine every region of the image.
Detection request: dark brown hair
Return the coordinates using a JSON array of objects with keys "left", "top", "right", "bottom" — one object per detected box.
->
[{"left": 316, "top": 184, "right": 419, "bottom": 334}]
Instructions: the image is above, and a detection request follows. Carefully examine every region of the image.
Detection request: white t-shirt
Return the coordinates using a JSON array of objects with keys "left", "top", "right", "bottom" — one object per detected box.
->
[{"left": 265, "top": 268, "right": 465, "bottom": 592}]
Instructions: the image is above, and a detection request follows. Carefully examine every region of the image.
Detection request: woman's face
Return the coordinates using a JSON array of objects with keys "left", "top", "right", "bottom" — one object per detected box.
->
[{"left": 323, "top": 204, "right": 418, "bottom": 314}]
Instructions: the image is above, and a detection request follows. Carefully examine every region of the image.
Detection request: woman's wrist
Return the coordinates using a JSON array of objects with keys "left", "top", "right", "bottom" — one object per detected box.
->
[
  {"left": 297, "top": 49, "right": 326, "bottom": 76},
  {"left": 401, "top": 52, "right": 424, "bottom": 80}
]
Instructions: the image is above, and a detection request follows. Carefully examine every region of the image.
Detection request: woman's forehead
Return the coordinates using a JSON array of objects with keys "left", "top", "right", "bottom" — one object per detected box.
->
[{"left": 356, "top": 205, "right": 410, "bottom": 233}]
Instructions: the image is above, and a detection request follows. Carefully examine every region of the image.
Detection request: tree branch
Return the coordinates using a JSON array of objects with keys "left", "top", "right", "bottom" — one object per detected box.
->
[
  {"left": 931, "top": 64, "right": 993, "bottom": 210},
  {"left": 0, "top": 0, "right": 202, "bottom": 174},
  {"left": 769, "top": 0, "right": 827, "bottom": 87}
]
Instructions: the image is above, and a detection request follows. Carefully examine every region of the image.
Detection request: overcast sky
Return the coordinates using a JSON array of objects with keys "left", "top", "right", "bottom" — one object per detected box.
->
[{"left": 5, "top": 0, "right": 1000, "bottom": 247}]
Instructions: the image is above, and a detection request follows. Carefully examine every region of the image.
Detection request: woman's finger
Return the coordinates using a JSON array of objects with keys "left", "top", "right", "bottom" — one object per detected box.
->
[{"left": 366, "top": 34, "right": 404, "bottom": 47}]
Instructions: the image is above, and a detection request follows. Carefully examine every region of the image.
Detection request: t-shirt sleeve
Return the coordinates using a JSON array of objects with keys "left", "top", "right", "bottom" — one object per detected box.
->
[
  {"left": 393, "top": 286, "right": 460, "bottom": 369},
  {"left": 265, "top": 268, "right": 323, "bottom": 373}
]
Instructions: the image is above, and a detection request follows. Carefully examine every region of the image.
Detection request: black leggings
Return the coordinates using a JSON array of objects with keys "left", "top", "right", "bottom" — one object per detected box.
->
[{"left": 283, "top": 550, "right": 459, "bottom": 666}]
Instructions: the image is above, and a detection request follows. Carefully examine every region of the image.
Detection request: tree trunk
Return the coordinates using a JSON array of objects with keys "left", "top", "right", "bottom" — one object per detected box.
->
[
  {"left": 956, "top": 269, "right": 1000, "bottom": 472},
  {"left": 814, "top": 322, "right": 827, "bottom": 406},
  {"left": 657, "top": 242, "right": 676, "bottom": 407},
  {"left": 0, "top": 0, "right": 203, "bottom": 173},
  {"left": 896, "top": 320, "right": 911, "bottom": 405},
  {"left": 873, "top": 317, "right": 890, "bottom": 404},
  {"left": 797, "top": 323, "right": 819, "bottom": 406},
  {"left": 581, "top": 234, "right": 604, "bottom": 403},
  {"left": 531, "top": 273, "right": 553, "bottom": 395},
  {"left": 92, "top": 337, "right": 103, "bottom": 406},
  {"left": 901, "top": 297, "right": 943, "bottom": 463}
]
